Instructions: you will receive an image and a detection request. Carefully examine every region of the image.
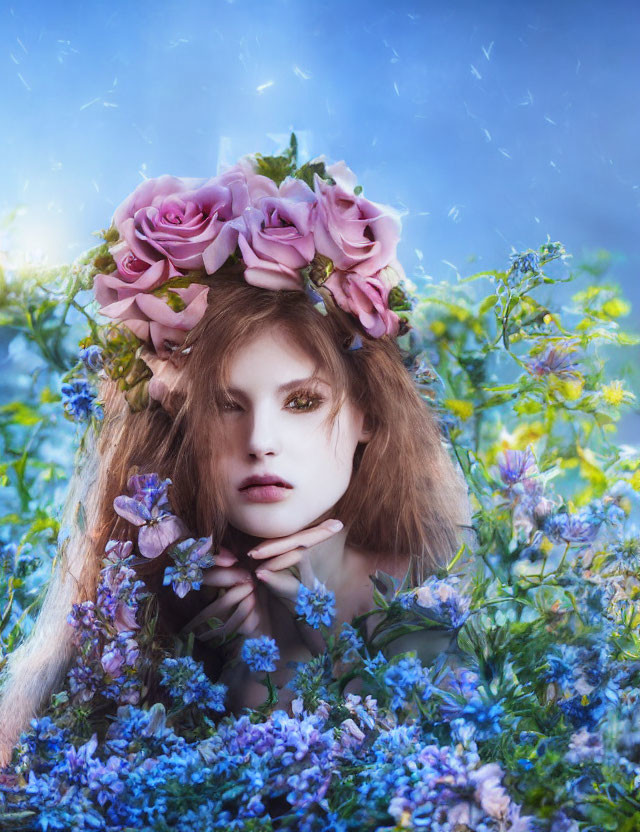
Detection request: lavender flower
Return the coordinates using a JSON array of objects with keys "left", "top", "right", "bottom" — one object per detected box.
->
[
  {"left": 163, "top": 535, "right": 215, "bottom": 598},
  {"left": 113, "top": 473, "right": 188, "bottom": 559},
  {"left": 101, "top": 632, "right": 139, "bottom": 678},
  {"left": 295, "top": 577, "right": 336, "bottom": 629},
  {"left": 241, "top": 635, "right": 280, "bottom": 673}
]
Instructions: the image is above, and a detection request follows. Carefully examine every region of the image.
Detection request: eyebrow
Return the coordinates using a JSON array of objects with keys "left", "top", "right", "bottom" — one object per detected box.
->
[{"left": 226, "top": 376, "right": 331, "bottom": 397}]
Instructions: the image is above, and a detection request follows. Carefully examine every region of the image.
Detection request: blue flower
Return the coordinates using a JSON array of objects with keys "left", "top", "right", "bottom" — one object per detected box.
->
[
  {"left": 79, "top": 345, "right": 104, "bottom": 372},
  {"left": 337, "top": 622, "right": 364, "bottom": 661},
  {"left": 159, "top": 656, "right": 227, "bottom": 712},
  {"left": 543, "top": 511, "right": 601, "bottom": 544},
  {"left": 295, "top": 577, "right": 336, "bottom": 629},
  {"left": 460, "top": 696, "right": 505, "bottom": 739},
  {"left": 383, "top": 656, "right": 431, "bottom": 711},
  {"left": 241, "top": 635, "right": 280, "bottom": 673},
  {"left": 163, "top": 536, "right": 215, "bottom": 598},
  {"left": 509, "top": 249, "right": 540, "bottom": 277},
  {"left": 61, "top": 378, "right": 102, "bottom": 421},
  {"left": 363, "top": 652, "right": 388, "bottom": 675}
]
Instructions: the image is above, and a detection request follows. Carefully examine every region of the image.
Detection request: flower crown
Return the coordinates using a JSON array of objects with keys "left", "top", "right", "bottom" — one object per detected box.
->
[{"left": 91, "top": 133, "right": 417, "bottom": 363}]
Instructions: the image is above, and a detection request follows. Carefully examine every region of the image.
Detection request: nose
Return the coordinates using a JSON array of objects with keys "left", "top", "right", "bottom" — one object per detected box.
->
[{"left": 246, "top": 404, "right": 282, "bottom": 459}]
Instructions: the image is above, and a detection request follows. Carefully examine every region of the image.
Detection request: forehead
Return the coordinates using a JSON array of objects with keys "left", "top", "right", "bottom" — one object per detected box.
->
[{"left": 225, "top": 327, "right": 325, "bottom": 384}]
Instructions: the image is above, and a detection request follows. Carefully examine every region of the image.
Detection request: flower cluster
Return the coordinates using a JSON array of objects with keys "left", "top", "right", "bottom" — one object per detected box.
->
[
  {"left": 65, "top": 538, "right": 149, "bottom": 706},
  {"left": 92, "top": 134, "right": 413, "bottom": 358}
]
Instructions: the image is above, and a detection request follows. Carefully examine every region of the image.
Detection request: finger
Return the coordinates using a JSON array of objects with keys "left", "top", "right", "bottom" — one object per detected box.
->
[
  {"left": 198, "top": 594, "right": 256, "bottom": 643},
  {"left": 257, "top": 549, "right": 303, "bottom": 573},
  {"left": 213, "top": 548, "right": 238, "bottom": 568},
  {"left": 255, "top": 568, "right": 300, "bottom": 605},
  {"left": 238, "top": 608, "right": 261, "bottom": 636},
  {"left": 201, "top": 566, "right": 253, "bottom": 587},
  {"left": 249, "top": 519, "right": 343, "bottom": 560},
  {"left": 184, "top": 582, "right": 253, "bottom": 631}
]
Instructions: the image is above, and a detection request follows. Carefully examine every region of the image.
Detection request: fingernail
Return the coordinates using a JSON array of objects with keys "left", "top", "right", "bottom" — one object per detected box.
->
[
  {"left": 255, "top": 570, "right": 266, "bottom": 580},
  {"left": 327, "top": 519, "right": 343, "bottom": 531},
  {"left": 247, "top": 550, "right": 256, "bottom": 558}
]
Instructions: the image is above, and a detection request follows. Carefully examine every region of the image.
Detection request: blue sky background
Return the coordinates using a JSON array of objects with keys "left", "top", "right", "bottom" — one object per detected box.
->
[{"left": 1, "top": 0, "right": 639, "bottom": 437}]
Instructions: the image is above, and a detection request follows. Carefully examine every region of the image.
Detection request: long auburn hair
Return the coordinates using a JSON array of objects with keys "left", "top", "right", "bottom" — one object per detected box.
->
[{"left": 0, "top": 262, "right": 472, "bottom": 763}]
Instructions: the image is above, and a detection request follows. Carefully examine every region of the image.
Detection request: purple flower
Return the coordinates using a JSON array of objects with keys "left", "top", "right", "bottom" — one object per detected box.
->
[
  {"left": 158, "top": 656, "right": 227, "bottom": 712},
  {"left": 113, "top": 473, "right": 188, "bottom": 558},
  {"left": 528, "top": 343, "right": 581, "bottom": 378},
  {"left": 101, "top": 632, "right": 139, "bottom": 678},
  {"left": 497, "top": 447, "right": 538, "bottom": 486},
  {"left": 383, "top": 656, "right": 431, "bottom": 711},
  {"left": 162, "top": 535, "right": 215, "bottom": 598},
  {"left": 543, "top": 511, "right": 602, "bottom": 545}
]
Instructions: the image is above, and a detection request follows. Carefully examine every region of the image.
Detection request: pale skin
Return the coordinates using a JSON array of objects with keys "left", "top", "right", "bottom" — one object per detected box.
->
[{"left": 141, "top": 328, "right": 408, "bottom": 707}]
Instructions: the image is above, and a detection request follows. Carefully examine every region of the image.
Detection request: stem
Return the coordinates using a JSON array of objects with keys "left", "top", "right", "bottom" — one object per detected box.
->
[
  {"left": 555, "top": 541, "right": 571, "bottom": 574},
  {"left": 263, "top": 672, "right": 279, "bottom": 707}
]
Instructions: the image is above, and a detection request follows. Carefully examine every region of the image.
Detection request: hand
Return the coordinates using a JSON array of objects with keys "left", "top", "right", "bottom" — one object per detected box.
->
[
  {"left": 181, "top": 547, "right": 271, "bottom": 645},
  {"left": 248, "top": 518, "right": 344, "bottom": 650}
]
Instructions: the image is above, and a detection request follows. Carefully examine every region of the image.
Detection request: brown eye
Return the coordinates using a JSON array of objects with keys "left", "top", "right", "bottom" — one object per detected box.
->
[{"left": 285, "top": 390, "right": 324, "bottom": 412}]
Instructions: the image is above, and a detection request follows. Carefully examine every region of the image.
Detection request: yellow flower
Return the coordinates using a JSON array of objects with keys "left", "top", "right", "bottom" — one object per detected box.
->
[
  {"left": 444, "top": 399, "right": 474, "bottom": 421},
  {"left": 601, "top": 380, "right": 626, "bottom": 407}
]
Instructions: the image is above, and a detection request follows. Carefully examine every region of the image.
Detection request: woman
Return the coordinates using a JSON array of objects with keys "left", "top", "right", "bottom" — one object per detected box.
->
[{"left": 0, "top": 160, "right": 473, "bottom": 766}]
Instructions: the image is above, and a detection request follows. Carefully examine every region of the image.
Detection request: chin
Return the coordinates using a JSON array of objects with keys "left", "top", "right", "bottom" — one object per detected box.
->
[{"left": 232, "top": 510, "right": 325, "bottom": 539}]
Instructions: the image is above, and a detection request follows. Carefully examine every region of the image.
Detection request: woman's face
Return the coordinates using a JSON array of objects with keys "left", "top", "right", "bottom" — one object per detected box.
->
[{"left": 217, "top": 326, "right": 371, "bottom": 539}]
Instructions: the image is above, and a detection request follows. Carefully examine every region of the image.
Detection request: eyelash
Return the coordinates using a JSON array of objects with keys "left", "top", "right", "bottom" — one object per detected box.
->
[{"left": 221, "top": 388, "right": 325, "bottom": 414}]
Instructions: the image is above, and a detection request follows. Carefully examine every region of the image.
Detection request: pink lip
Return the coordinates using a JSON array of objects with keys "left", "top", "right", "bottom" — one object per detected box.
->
[
  {"left": 239, "top": 473, "right": 293, "bottom": 490},
  {"left": 239, "top": 484, "right": 292, "bottom": 503}
]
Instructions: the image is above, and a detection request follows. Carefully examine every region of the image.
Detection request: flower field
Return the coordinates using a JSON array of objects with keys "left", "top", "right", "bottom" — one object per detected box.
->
[{"left": 1, "top": 238, "right": 640, "bottom": 830}]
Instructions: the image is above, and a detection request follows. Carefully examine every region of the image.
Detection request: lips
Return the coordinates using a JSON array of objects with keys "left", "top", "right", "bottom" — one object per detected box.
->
[{"left": 239, "top": 474, "right": 293, "bottom": 490}]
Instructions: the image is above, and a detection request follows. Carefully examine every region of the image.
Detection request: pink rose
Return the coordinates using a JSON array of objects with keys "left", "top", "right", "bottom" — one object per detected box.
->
[
  {"left": 112, "top": 173, "right": 250, "bottom": 275},
  {"left": 237, "top": 178, "right": 317, "bottom": 291},
  {"left": 94, "top": 170, "right": 253, "bottom": 356},
  {"left": 313, "top": 172, "right": 402, "bottom": 277},
  {"left": 323, "top": 269, "right": 400, "bottom": 338},
  {"left": 97, "top": 281, "right": 210, "bottom": 358}
]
